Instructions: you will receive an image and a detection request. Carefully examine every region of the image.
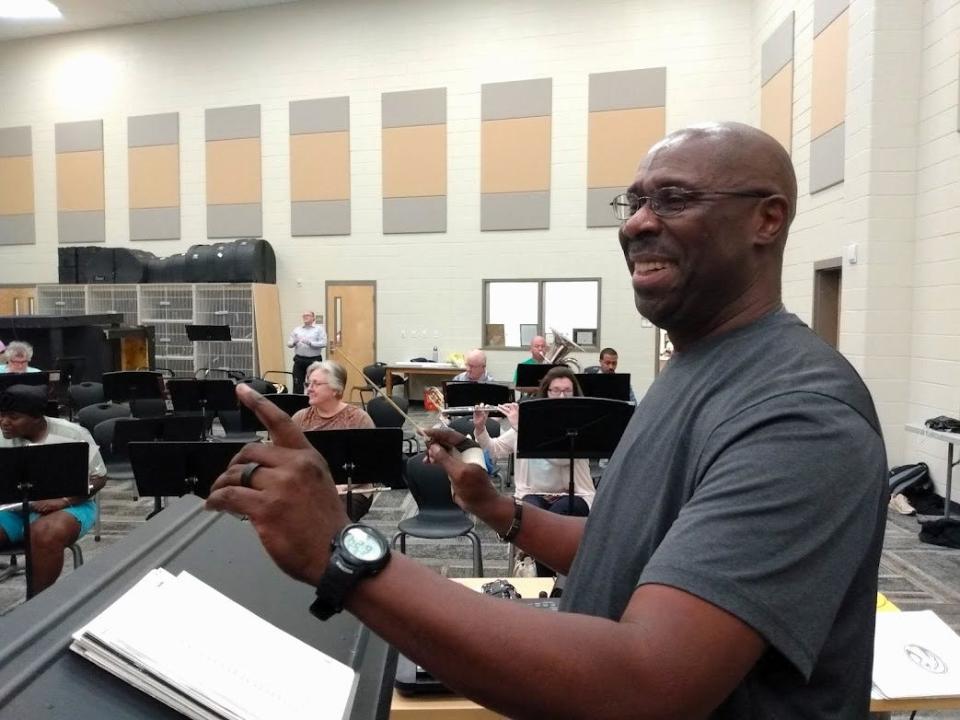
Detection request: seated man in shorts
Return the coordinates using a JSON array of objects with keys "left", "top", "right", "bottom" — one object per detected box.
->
[{"left": 0, "top": 384, "right": 107, "bottom": 594}]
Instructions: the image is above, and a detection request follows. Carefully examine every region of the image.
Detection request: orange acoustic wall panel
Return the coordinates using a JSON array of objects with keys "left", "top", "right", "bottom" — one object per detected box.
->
[
  {"left": 586, "top": 68, "right": 666, "bottom": 227},
  {"left": 0, "top": 126, "right": 34, "bottom": 245},
  {"left": 55, "top": 119, "right": 104, "bottom": 243},
  {"left": 810, "top": 1, "right": 848, "bottom": 193},
  {"left": 129, "top": 112, "right": 180, "bottom": 240},
  {"left": 760, "top": 13, "right": 795, "bottom": 154},
  {"left": 290, "top": 96, "right": 351, "bottom": 236},
  {"left": 481, "top": 78, "right": 552, "bottom": 231},
  {"left": 381, "top": 88, "right": 446, "bottom": 234},
  {"left": 206, "top": 105, "right": 261, "bottom": 238}
]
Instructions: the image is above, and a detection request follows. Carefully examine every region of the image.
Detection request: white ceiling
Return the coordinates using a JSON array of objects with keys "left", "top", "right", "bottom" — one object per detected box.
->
[{"left": 0, "top": 0, "right": 303, "bottom": 41}]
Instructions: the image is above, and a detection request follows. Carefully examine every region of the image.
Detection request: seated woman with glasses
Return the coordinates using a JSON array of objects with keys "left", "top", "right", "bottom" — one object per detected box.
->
[
  {"left": 0, "top": 341, "right": 42, "bottom": 374},
  {"left": 292, "top": 360, "right": 375, "bottom": 521},
  {"left": 473, "top": 366, "right": 594, "bottom": 575},
  {"left": 291, "top": 360, "right": 374, "bottom": 432}
]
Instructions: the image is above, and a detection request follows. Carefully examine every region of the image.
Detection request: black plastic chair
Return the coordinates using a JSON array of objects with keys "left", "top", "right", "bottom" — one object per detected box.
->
[
  {"left": 77, "top": 402, "right": 131, "bottom": 436},
  {"left": 0, "top": 543, "right": 83, "bottom": 589},
  {"left": 392, "top": 453, "right": 483, "bottom": 576},
  {"left": 367, "top": 396, "right": 418, "bottom": 454},
  {"left": 67, "top": 382, "right": 105, "bottom": 417}
]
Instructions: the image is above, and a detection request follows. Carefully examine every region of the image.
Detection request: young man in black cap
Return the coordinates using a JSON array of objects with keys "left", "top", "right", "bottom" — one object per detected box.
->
[{"left": 0, "top": 384, "right": 107, "bottom": 593}]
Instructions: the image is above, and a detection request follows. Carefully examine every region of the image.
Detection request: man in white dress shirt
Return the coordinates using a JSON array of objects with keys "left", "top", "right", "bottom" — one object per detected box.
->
[{"left": 287, "top": 311, "right": 327, "bottom": 394}]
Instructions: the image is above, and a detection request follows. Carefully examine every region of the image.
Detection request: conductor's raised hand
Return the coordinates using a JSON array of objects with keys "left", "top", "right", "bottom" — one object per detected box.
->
[
  {"left": 206, "top": 383, "right": 349, "bottom": 586},
  {"left": 423, "top": 427, "right": 500, "bottom": 514}
]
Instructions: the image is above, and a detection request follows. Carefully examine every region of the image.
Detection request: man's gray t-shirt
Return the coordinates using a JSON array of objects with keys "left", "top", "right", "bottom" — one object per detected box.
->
[{"left": 562, "top": 310, "right": 888, "bottom": 718}]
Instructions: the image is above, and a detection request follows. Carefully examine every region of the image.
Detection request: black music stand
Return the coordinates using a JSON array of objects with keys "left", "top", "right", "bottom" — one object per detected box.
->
[
  {"left": 304, "top": 428, "right": 404, "bottom": 519},
  {"left": 516, "top": 398, "right": 633, "bottom": 515},
  {"left": 0, "top": 443, "right": 88, "bottom": 599},
  {"left": 443, "top": 382, "right": 512, "bottom": 408},
  {"left": 575, "top": 373, "right": 632, "bottom": 401},
  {"left": 167, "top": 378, "right": 237, "bottom": 440},
  {"left": 129, "top": 441, "right": 249, "bottom": 515},
  {"left": 185, "top": 324, "right": 232, "bottom": 342},
  {"left": 239, "top": 393, "right": 310, "bottom": 432},
  {"left": 0, "top": 372, "right": 49, "bottom": 394},
  {"left": 101, "top": 370, "right": 164, "bottom": 417},
  {"left": 514, "top": 363, "right": 560, "bottom": 394}
]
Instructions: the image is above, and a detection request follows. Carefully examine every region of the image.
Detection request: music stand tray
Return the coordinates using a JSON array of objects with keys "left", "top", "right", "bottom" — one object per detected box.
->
[
  {"left": 101, "top": 371, "right": 164, "bottom": 403},
  {"left": 575, "top": 373, "right": 631, "bottom": 402},
  {"left": 167, "top": 379, "right": 237, "bottom": 413},
  {"left": 514, "top": 363, "right": 561, "bottom": 391},
  {"left": 129, "top": 441, "right": 249, "bottom": 499},
  {"left": 186, "top": 324, "right": 232, "bottom": 342},
  {"left": 516, "top": 398, "right": 633, "bottom": 460},
  {"left": 112, "top": 416, "right": 206, "bottom": 456},
  {"left": 443, "top": 382, "right": 512, "bottom": 408},
  {"left": 0, "top": 443, "right": 89, "bottom": 598},
  {"left": 304, "top": 428, "right": 404, "bottom": 518}
]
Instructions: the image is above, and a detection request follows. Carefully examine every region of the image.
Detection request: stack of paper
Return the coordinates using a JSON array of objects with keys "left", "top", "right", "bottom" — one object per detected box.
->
[
  {"left": 872, "top": 610, "right": 960, "bottom": 700},
  {"left": 71, "top": 569, "right": 357, "bottom": 720}
]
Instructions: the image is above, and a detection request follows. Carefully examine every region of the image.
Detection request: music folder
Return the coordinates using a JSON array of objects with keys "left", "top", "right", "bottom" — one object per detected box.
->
[
  {"left": 575, "top": 372, "right": 631, "bottom": 401},
  {"left": 443, "top": 381, "right": 512, "bottom": 408},
  {"left": 514, "top": 363, "right": 561, "bottom": 390},
  {"left": 185, "top": 324, "right": 232, "bottom": 342}
]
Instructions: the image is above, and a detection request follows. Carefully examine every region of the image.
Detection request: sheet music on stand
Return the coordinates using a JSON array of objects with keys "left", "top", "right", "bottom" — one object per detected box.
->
[{"left": 71, "top": 568, "right": 358, "bottom": 720}]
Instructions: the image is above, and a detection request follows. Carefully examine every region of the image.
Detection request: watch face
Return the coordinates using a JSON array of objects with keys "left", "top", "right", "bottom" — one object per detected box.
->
[{"left": 342, "top": 526, "right": 385, "bottom": 562}]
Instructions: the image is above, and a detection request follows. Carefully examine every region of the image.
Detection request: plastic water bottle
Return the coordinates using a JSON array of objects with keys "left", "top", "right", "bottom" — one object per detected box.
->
[{"left": 432, "top": 346, "right": 439, "bottom": 362}]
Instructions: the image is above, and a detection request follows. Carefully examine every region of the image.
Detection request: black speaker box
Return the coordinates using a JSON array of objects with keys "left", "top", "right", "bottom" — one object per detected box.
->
[
  {"left": 182, "top": 239, "right": 276, "bottom": 283},
  {"left": 229, "top": 238, "right": 276, "bottom": 283},
  {"left": 146, "top": 253, "right": 186, "bottom": 284},
  {"left": 114, "top": 248, "right": 155, "bottom": 284},
  {"left": 76, "top": 247, "right": 116, "bottom": 284},
  {"left": 58, "top": 247, "right": 79, "bottom": 284},
  {"left": 184, "top": 244, "right": 217, "bottom": 283}
]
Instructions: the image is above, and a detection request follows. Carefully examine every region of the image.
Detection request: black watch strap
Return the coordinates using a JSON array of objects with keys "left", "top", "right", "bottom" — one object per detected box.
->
[{"left": 309, "top": 553, "right": 362, "bottom": 621}]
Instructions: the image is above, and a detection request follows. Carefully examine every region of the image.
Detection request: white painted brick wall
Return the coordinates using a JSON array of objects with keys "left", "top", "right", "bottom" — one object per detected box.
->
[{"left": 0, "top": 0, "right": 755, "bottom": 386}]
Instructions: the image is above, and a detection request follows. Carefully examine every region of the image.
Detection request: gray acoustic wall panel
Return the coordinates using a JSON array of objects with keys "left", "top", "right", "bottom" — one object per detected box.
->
[
  {"left": 292, "top": 200, "right": 351, "bottom": 236},
  {"left": 0, "top": 215, "right": 36, "bottom": 246},
  {"left": 130, "top": 207, "right": 181, "bottom": 241},
  {"left": 814, "top": 0, "right": 849, "bottom": 36},
  {"left": 382, "top": 88, "right": 447, "bottom": 128},
  {"left": 55, "top": 120, "right": 103, "bottom": 153},
  {"left": 383, "top": 196, "right": 446, "bottom": 234},
  {"left": 58, "top": 210, "right": 105, "bottom": 244},
  {"left": 810, "top": 122, "right": 845, "bottom": 193},
  {"left": 586, "top": 187, "right": 625, "bottom": 228},
  {"left": 762, "top": 13, "right": 796, "bottom": 85},
  {"left": 206, "top": 105, "right": 261, "bottom": 141},
  {"left": 588, "top": 68, "right": 667, "bottom": 112},
  {"left": 128, "top": 113, "right": 179, "bottom": 147},
  {"left": 207, "top": 203, "right": 262, "bottom": 238},
  {"left": 481, "top": 191, "right": 549, "bottom": 231},
  {"left": 0, "top": 126, "right": 31, "bottom": 157},
  {"left": 290, "top": 97, "right": 350, "bottom": 135},
  {"left": 481, "top": 79, "right": 552, "bottom": 121}
]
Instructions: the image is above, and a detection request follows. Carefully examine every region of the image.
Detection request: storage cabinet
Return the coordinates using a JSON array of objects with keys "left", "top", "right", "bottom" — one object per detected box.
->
[{"left": 34, "top": 283, "right": 281, "bottom": 378}]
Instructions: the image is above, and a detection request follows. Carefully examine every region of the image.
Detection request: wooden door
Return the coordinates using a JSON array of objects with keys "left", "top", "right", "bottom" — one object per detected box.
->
[
  {"left": 325, "top": 282, "right": 376, "bottom": 400},
  {"left": 813, "top": 259, "right": 842, "bottom": 349}
]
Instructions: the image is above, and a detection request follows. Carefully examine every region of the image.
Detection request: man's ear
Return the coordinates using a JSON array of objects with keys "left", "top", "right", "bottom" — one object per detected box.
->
[{"left": 754, "top": 195, "right": 790, "bottom": 246}]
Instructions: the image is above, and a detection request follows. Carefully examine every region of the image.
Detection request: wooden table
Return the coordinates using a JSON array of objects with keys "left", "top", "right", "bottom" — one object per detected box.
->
[
  {"left": 385, "top": 362, "right": 464, "bottom": 397},
  {"left": 389, "top": 578, "right": 553, "bottom": 720}
]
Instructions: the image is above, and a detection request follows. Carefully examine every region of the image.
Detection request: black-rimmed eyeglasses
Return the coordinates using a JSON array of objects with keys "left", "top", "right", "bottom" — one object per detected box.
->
[{"left": 609, "top": 188, "right": 774, "bottom": 221}]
